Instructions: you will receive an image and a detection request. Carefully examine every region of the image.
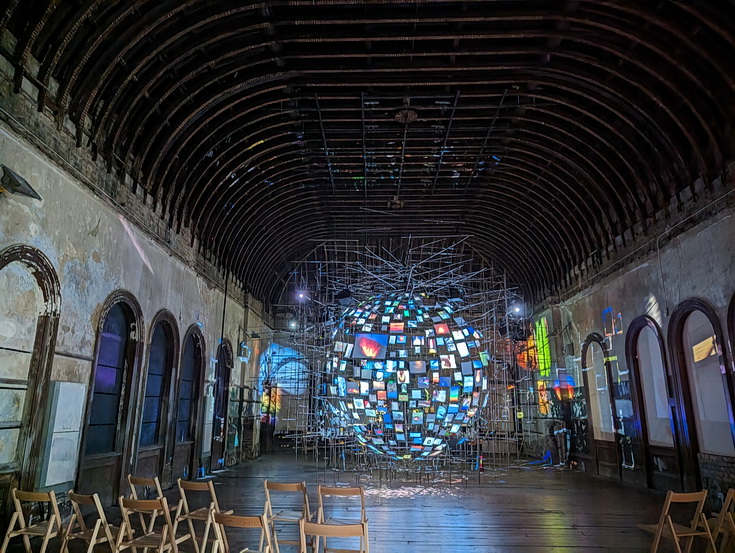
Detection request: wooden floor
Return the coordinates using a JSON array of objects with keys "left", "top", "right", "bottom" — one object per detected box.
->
[
  {"left": 192, "top": 452, "right": 665, "bottom": 553},
  {"left": 10, "top": 453, "right": 672, "bottom": 553}
]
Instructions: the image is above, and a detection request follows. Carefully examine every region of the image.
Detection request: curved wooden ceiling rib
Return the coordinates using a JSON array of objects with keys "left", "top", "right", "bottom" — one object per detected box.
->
[
  {"left": 216, "top": 175, "right": 577, "bottom": 289},
  {"left": 4, "top": 1, "right": 735, "bottom": 305}
]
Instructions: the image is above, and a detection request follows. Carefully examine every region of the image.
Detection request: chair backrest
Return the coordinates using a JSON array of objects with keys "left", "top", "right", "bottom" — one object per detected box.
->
[
  {"left": 118, "top": 496, "right": 176, "bottom": 543},
  {"left": 299, "top": 519, "right": 367, "bottom": 553},
  {"left": 657, "top": 490, "right": 708, "bottom": 531},
  {"left": 127, "top": 474, "right": 164, "bottom": 499},
  {"left": 68, "top": 490, "right": 111, "bottom": 533},
  {"left": 212, "top": 512, "right": 272, "bottom": 553},
  {"left": 317, "top": 486, "right": 366, "bottom": 523},
  {"left": 264, "top": 480, "right": 311, "bottom": 519},
  {"left": 178, "top": 478, "right": 220, "bottom": 512},
  {"left": 709, "top": 488, "right": 735, "bottom": 542},
  {"left": 11, "top": 489, "right": 62, "bottom": 531}
]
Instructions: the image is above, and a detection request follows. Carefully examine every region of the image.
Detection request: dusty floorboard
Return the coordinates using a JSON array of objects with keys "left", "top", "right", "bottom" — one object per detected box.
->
[
  {"left": 9, "top": 453, "right": 675, "bottom": 553},
  {"left": 196, "top": 453, "right": 666, "bottom": 553}
]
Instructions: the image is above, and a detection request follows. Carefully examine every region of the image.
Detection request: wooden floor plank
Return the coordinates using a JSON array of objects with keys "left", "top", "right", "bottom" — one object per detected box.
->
[
  {"left": 10, "top": 454, "right": 677, "bottom": 553},
  {"left": 197, "top": 453, "right": 667, "bottom": 553}
]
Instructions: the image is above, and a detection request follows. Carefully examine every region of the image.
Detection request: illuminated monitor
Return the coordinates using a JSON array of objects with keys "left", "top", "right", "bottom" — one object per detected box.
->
[{"left": 352, "top": 333, "right": 389, "bottom": 359}]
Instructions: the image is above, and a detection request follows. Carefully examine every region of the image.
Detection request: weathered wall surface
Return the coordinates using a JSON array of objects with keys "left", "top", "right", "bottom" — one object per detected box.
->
[
  {"left": 0, "top": 119, "right": 265, "bottom": 487},
  {"left": 523, "top": 192, "right": 735, "bottom": 495}
]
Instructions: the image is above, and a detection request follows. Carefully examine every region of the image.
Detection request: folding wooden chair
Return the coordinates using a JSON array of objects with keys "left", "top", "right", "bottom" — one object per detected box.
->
[
  {"left": 317, "top": 486, "right": 367, "bottom": 524},
  {"left": 212, "top": 512, "right": 273, "bottom": 553},
  {"left": 176, "top": 479, "right": 232, "bottom": 553},
  {"left": 316, "top": 486, "right": 367, "bottom": 553},
  {"left": 0, "top": 489, "right": 62, "bottom": 553},
  {"left": 701, "top": 488, "right": 735, "bottom": 553},
  {"left": 116, "top": 496, "right": 179, "bottom": 553},
  {"left": 128, "top": 474, "right": 165, "bottom": 500},
  {"left": 298, "top": 519, "right": 369, "bottom": 553},
  {"left": 638, "top": 489, "right": 717, "bottom": 553},
  {"left": 262, "top": 480, "right": 313, "bottom": 553},
  {"left": 61, "top": 491, "right": 120, "bottom": 553}
]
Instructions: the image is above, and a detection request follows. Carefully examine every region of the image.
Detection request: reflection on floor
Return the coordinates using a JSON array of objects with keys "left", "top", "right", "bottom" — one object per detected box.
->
[
  {"left": 178, "top": 453, "right": 662, "bottom": 553},
  {"left": 9, "top": 453, "right": 665, "bottom": 553}
]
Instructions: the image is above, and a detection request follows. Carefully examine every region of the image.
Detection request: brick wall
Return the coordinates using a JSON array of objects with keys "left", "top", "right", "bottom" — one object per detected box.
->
[{"left": 698, "top": 452, "right": 735, "bottom": 509}]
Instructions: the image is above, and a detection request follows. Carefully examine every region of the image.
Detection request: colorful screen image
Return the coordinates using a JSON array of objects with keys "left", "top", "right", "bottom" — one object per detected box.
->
[
  {"left": 440, "top": 354, "right": 457, "bottom": 369},
  {"left": 352, "top": 333, "right": 389, "bottom": 359},
  {"left": 409, "top": 360, "right": 426, "bottom": 374},
  {"left": 390, "top": 322, "right": 405, "bottom": 333},
  {"left": 432, "top": 389, "right": 447, "bottom": 402},
  {"left": 434, "top": 323, "right": 450, "bottom": 335}
]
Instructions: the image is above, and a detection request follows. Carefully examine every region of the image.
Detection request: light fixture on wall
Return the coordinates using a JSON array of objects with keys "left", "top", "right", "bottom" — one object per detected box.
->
[{"left": 0, "top": 165, "right": 42, "bottom": 200}]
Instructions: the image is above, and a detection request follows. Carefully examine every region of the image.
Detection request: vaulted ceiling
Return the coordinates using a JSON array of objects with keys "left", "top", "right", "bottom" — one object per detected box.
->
[{"left": 3, "top": 1, "right": 735, "bottom": 305}]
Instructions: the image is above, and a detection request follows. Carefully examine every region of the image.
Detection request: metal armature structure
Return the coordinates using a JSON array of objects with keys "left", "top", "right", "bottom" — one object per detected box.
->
[{"left": 268, "top": 236, "right": 524, "bottom": 479}]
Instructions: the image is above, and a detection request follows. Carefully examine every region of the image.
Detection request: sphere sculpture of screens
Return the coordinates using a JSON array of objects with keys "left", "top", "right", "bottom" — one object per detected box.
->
[{"left": 325, "top": 292, "right": 490, "bottom": 460}]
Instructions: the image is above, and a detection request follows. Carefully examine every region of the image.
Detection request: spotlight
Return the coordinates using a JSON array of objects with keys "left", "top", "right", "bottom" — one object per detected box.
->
[
  {"left": 289, "top": 320, "right": 297, "bottom": 329},
  {"left": 509, "top": 302, "right": 524, "bottom": 317},
  {"left": 298, "top": 292, "right": 304, "bottom": 299}
]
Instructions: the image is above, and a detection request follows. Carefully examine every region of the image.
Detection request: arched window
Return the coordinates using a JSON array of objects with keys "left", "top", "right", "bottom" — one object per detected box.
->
[
  {"left": 140, "top": 322, "right": 173, "bottom": 448},
  {"left": 635, "top": 324, "right": 674, "bottom": 446},
  {"left": 173, "top": 327, "right": 205, "bottom": 480},
  {"left": 79, "top": 291, "right": 142, "bottom": 505},
  {"left": 0, "top": 261, "right": 43, "bottom": 465},
  {"left": 680, "top": 310, "right": 734, "bottom": 456},
  {"left": 0, "top": 245, "right": 61, "bottom": 491},
  {"left": 178, "top": 333, "right": 202, "bottom": 443},
  {"left": 583, "top": 338, "right": 614, "bottom": 441},
  {"left": 87, "top": 304, "right": 129, "bottom": 455}
]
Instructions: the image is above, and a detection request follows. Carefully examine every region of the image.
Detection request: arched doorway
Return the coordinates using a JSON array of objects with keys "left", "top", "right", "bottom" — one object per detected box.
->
[
  {"left": 0, "top": 245, "right": 60, "bottom": 498},
  {"left": 668, "top": 299, "right": 734, "bottom": 492},
  {"left": 625, "top": 316, "right": 677, "bottom": 490},
  {"left": 78, "top": 292, "right": 143, "bottom": 506},
  {"left": 581, "top": 333, "right": 618, "bottom": 479},
  {"left": 172, "top": 325, "right": 205, "bottom": 480},
  {"left": 136, "top": 311, "right": 178, "bottom": 487},
  {"left": 210, "top": 341, "right": 232, "bottom": 471}
]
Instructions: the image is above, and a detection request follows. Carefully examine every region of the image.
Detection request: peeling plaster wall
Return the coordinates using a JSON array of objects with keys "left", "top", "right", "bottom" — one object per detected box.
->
[
  {"left": 525, "top": 201, "right": 735, "bottom": 493},
  {"left": 561, "top": 207, "right": 735, "bottom": 371},
  {"left": 0, "top": 120, "right": 258, "bottom": 484}
]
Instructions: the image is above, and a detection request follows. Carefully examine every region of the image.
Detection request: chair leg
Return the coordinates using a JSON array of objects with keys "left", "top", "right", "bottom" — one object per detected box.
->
[
  {"left": 186, "top": 518, "right": 199, "bottom": 553},
  {"left": 700, "top": 514, "right": 718, "bottom": 553},
  {"left": 271, "top": 522, "right": 281, "bottom": 553},
  {"left": 261, "top": 522, "right": 280, "bottom": 553},
  {"left": 39, "top": 519, "right": 56, "bottom": 553},
  {"left": 649, "top": 526, "right": 663, "bottom": 553},
  {"left": 0, "top": 513, "right": 18, "bottom": 553},
  {"left": 21, "top": 534, "right": 31, "bottom": 553},
  {"left": 200, "top": 518, "right": 211, "bottom": 553},
  {"left": 60, "top": 514, "right": 76, "bottom": 553},
  {"left": 86, "top": 520, "right": 102, "bottom": 553}
]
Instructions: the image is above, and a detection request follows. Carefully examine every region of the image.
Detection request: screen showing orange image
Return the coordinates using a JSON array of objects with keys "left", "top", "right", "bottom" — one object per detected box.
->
[
  {"left": 434, "top": 323, "right": 450, "bottom": 335},
  {"left": 390, "top": 322, "right": 405, "bottom": 333}
]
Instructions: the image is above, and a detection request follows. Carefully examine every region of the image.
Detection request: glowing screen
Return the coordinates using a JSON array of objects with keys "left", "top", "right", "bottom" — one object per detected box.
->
[
  {"left": 352, "top": 333, "right": 389, "bottom": 359},
  {"left": 324, "top": 292, "right": 488, "bottom": 459}
]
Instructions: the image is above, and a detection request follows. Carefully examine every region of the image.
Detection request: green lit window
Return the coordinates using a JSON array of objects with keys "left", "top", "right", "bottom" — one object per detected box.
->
[{"left": 534, "top": 317, "right": 551, "bottom": 377}]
